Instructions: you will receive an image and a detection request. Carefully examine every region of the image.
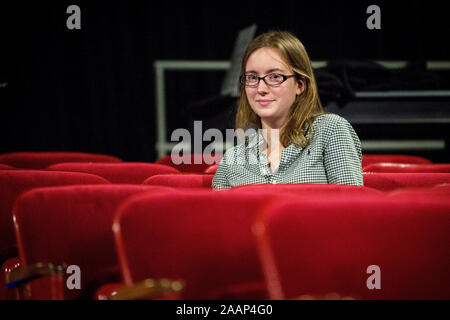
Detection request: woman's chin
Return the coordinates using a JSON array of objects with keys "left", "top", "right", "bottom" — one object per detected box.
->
[{"left": 254, "top": 108, "right": 276, "bottom": 119}]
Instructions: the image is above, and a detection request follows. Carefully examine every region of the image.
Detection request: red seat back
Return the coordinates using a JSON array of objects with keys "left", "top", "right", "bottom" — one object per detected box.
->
[
  {"left": 47, "top": 162, "right": 180, "bottom": 184},
  {"left": 0, "top": 152, "right": 122, "bottom": 169},
  {"left": 230, "top": 183, "right": 384, "bottom": 195},
  {"left": 13, "top": 184, "right": 174, "bottom": 299},
  {"left": 0, "top": 164, "right": 15, "bottom": 170},
  {"left": 364, "top": 163, "right": 450, "bottom": 173},
  {"left": 114, "top": 189, "right": 283, "bottom": 299},
  {"left": 255, "top": 193, "right": 450, "bottom": 299},
  {"left": 385, "top": 183, "right": 450, "bottom": 198},
  {"left": 363, "top": 172, "right": 450, "bottom": 191},
  {"left": 0, "top": 170, "right": 110, "bottom": 261},
  {"left": 155, "top": 154, "right": 223, "bottom": 173},
  {"left": 204, "top": 164, "right": 219, "bottom": 174},
  {"left": 362, "top": 154, "right": 432, "bottom": 168},
  {"left": 143, "top": 174, "right": 214, "bottom": 188}
]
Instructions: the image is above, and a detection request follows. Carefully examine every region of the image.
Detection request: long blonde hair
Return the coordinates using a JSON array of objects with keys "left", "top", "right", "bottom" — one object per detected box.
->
[{"left": 235, "top": 30, "right": 324, "bottom": 147}]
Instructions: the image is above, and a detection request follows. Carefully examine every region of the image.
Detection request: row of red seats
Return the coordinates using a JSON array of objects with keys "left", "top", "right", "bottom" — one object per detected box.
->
[
  {"left": 1, "top": 153, "right": 449, "bottom": 265},
  {"left": 2, "top": 151, "right": 449, "bottom": 174},
  {"left": 1, "top": 184, "right": 449, "bottom": 300},
  {"left": 1, "top": 152, "right": 449, "bottom": 300},
  {"left": 3, "top": 159, "right": 450, "bottom": 185},
  {"left": 1, "top": 168, "right": 449, "bottom": 264}
]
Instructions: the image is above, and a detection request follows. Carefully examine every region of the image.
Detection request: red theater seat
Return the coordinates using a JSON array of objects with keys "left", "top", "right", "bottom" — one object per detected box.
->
[
  {"left": 204, "top": 164, "right": 219, "bottom": 174},
  {"left": 384, "top": 183, "right": 450, "bottom": 199},
  {"left": 0, "top": 164, "right": 15, "bottom": 170},
  {"left": 112, "top": 189, "right": 287, "bottom": 300},
  {"left": 7, "top": 184, "right": 174, "bottom": 299},
  {"left": 230, "top": 183, "right": 383, "bottom": 196},
  {"left": 155, "top": 154, "right": 223, "bottom": 173},
  {"left": 362, "top": 154, "right": 432, "bottom": 169},
  {"left": 143, "top": 174, "right": 214, "bottom": 188},
  {"left": 363, "top": 163, "right": 450, "bottom": 173},
  {"left": 254, "top": 193, "right": 450, "bottom": 299},
  {"left": 47, "top": 162, "right": 180, "bottom": 184},
  {"left": 363, "top": 172, "right": 450, "bottom": 192},
  {"left": 0, "top": 170, "right": 110, "bottom": 264},
  {"left": 0, "top": 152, "right": 122, "bottom": 169}
]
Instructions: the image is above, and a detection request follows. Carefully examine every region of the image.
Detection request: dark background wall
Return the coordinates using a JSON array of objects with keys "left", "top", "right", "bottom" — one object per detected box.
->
[{"left": 1, "top": 0, "right": 449, "bottom": 162}]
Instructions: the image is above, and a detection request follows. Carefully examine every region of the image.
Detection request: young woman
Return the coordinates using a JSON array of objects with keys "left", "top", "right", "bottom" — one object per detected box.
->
[{"left": 212, "top": 31, "right": 363, "bottom": 189}]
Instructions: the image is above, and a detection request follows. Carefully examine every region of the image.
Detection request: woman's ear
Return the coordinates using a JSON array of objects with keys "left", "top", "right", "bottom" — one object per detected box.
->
[{"left": 296, "top": 78, "right": 305, "bottom": 95}]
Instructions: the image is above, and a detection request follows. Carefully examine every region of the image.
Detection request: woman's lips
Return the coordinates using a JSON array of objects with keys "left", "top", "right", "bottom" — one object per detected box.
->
[{"left": 256, "top": 99, "right": 274, "bottom": 106}]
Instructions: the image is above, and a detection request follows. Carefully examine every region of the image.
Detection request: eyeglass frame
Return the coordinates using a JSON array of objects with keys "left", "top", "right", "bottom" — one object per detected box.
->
[{"left": 239, "top": 73, "right": 298, "bottom": 88}]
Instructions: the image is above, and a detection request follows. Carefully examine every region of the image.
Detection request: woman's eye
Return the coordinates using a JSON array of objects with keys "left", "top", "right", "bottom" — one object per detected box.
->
[
  {"left": 246, "top": 75, "right": 257, "bottom": 81},
  {"left": 269, "top": 73, "right": 281, "bottom": 79}
]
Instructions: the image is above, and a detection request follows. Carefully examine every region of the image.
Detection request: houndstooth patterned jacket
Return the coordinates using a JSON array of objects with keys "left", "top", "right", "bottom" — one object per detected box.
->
[{"left": 212, "top": 113, "right": 363, "bottom": 189}]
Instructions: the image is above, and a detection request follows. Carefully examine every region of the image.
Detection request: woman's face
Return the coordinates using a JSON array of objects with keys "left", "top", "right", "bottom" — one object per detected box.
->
[{"left": 245, "top": 47, "right": 303, "bottom": 129}]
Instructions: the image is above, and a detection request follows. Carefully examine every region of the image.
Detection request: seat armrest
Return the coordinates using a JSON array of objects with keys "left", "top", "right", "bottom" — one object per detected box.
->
[
  {"left": 5, "top": 262, "right": 66, "bottom": 288},
  {"left": 96, "top": 278, "right": 184, "bottom": 300}
]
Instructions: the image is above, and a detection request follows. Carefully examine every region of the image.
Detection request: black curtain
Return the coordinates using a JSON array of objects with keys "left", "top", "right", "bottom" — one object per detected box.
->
[{"left": 1, "top": 0, "right": 448, "bottom": 161}]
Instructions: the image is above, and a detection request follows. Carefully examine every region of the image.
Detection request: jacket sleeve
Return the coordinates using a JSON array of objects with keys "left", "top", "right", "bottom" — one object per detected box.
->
[
  {"left": 323, "top": 116, "right": 363, "bottom": 186},
  {"left": 211, "top": 155, "right": 232, "bottom": 189}
]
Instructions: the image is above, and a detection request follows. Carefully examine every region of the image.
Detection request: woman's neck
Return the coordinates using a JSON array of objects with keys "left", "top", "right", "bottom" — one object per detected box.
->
[{"left": 261, "top": 119, "right": 285, "bottom": 157}]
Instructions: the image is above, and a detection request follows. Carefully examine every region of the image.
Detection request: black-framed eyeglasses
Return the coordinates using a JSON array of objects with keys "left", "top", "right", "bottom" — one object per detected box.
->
[{"left": 240, "top": 73, "right": 297, "bottom": 87}]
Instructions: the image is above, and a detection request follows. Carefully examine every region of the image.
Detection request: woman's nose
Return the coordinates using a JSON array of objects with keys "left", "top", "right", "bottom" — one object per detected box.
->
[{"left": 257, "top": 78, "right": 270, "bottom": 93}]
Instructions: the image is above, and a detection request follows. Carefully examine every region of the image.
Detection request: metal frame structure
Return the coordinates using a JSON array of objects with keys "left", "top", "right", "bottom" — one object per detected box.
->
[{"left": 154, "top": 60, "right": 450, "bottom": 158}]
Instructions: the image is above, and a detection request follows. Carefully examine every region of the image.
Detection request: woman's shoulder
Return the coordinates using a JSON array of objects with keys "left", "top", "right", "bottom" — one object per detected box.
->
[
  {"left": 310, "top": 113, "right": 358, "bottom": 143},
  {"left": 311, "top": 113, "right": 356, "bottom": 135},
  {"left": 221, "top": 135, "right": 251, "bottom": 162},
  {"left": 313, "top": 113, "right": 352, "bottom": 128}
]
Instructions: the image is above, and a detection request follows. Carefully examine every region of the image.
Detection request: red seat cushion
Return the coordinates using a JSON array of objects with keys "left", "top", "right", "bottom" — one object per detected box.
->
[
  {"left": 204, "top": 164, "right": 219, "bottom": 174},
  {"left": 255, "top": 194, "right": 450, "bottom": 299},
  {"left": 362, "top": 154, "right": 432, "bottom": 168},
  {"left": 363, "top": 172, "right": 450, "bottom": 191},
  {"left": 0, "top": 164, "right": 15, "bottom": 170},
  {"left": 114, "top": 189, "right": 286, "bottom": 299},
  {"left": 13, "top": 184, "right": 174, "bottom": 299},
  {"left": 364, "top": 163, "right": 450, "bottom": 173},
  {"left": 0, "top": 170, "right": 110, "bottom": 261},
  {"left": 0, "top": 152, "right": 122, "bottom": 169},
  {"left": 47, "top": 162, "right": 180, "bottom": 184},
  {"left": 230, "top": 183, "right": 383, "bottom": 195},
  {"left": 143, "top": 174, "right": 214, "bottom": 188},
  {"left": 155, "top": 154, "right": 223, "bottom": 173}
]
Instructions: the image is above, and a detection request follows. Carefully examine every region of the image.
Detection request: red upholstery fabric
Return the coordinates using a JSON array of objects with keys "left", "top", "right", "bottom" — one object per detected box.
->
[
  {"left": 12, "top": 184, "right": 174, "bottom": 299},
  {"left": 362, "top": 154, "right": 432, "bottom": 168},
  {"left": 47, "top": 162, "right": 180, "bottom": 184},
  {"left": 0, "top": 164, "right": 15, "bottom": 170},
  {"left": 143, "top": 174, "right": 214, "bottom": 188},
  {"left": 0, "top": 152, "right": 122, "bottom": 169},
  {"left": 363, "top": 172, "right": 450, "bottom": 192},
  {"left": 255, "top": 194, "right": 450, "bottom": 299},
  {"left": 155, "top": 154, "right": 223, "bottom": 173},
  {"left": 385, "top": 183, "right": 450, "bottom": 199},
  {"left": 230, "top": 183, "right": 384, "bottom": 196},
  {"left": 114, "top": 189, "right": 287, "bottom": 299},
  {"left": 0, "top": 170, "right": 110, "bottom": 263},
  {"left": 429, "top": 183, "right": 450, "bottom": 192},
  {"left": 95, "top": 282, "right": 124, "bottom": 300},
  {"left": 204, "top": 164, "right": 218, "bottom": 174},
  {"left": 364, "top": 163, "right": 450, "bottom": 173}
]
